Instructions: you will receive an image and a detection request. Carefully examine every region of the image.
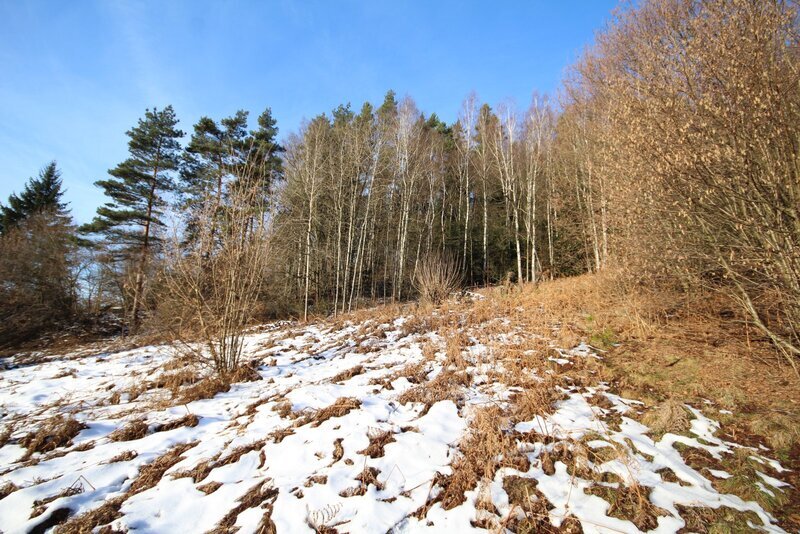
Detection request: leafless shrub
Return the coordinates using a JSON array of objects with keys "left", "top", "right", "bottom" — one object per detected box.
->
[
  {"left": 162, "top": 159, "right": 272, "bottom": 377},
  {"left": 413, "top": 254, "right": 462, "bottom": 305},
  {"left": 566, "top": 0, "right": 800, "bottom": 368}
]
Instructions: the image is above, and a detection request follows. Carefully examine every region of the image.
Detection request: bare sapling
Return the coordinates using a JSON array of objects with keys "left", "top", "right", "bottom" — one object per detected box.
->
[{"left": 163, "top": 155, "right": 271, "bottom": 376}]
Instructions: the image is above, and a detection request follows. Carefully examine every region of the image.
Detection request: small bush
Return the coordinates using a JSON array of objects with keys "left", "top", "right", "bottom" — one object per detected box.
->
[{"left": 413, "top": 254, "right": 462, "bottom": 305}]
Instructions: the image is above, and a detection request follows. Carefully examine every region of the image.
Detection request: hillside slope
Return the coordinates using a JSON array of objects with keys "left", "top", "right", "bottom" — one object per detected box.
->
[{"left": 0, "top": 287, "right": 797, "bottom": 533}]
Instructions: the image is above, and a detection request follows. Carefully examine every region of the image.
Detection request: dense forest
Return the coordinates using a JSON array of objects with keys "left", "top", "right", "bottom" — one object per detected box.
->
[{"left": 1, "top": 0, "right": 798, "bottom": 372}]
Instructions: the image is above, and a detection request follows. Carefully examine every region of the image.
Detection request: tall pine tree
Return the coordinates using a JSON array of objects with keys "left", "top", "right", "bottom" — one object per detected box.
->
[
  {"left": 180, "top": 110, "right": 250, "bottom": 246},
  {"left": 81, "top": 106, "right": 184, "bottom": 332},
  {"left": 0, "top": 161, "right": 68, "bottom": 234}
]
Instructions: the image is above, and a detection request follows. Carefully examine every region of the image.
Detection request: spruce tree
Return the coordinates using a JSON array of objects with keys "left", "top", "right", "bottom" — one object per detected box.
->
[
  {"left": 0, "top": 161, "right": 68, "bottom": 234},
  {"left": 81, "top": 106, "right": 184, "bottom": 332}
]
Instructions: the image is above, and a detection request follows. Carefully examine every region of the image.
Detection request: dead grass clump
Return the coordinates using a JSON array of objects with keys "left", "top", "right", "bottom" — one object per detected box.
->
[
  {"left": 0, "top": 425, "right": 12, "bottom": 448},
  {"left": 397, "top": 369, "right": 468, "bottom": 415},
  {"left": 502, "top": 475, "right": 558, "bottom": 532},
  {"left": 330, "top": 365, "right": 365, "bottom": 383},
  {"left": 273, "top": 399, "right": 293, "bottom": 418},
  {"left": 310, "top": 398, "right": 361, "bottom": 427},
  {"left": 443, "top": 329, "right": 468, "bottom": 368},
  {"left": 400, "top": 361, "right": 430, "bottom": 383},
  {"left": 128, "top": 442, "right": 197, "bottom": 494},
  {"left": 509, "top": 381, "right": 563, "bottom": 424},
  {"left": 172, "top": 458, "right": 215, "bottom": 483},
  {"left": 413, "top": 254, "right": 462, "bottom": 306},
  {"left": 157, "top": 368, "right": 202, "bottom": 394},
  {"left": 269, "top": 427, "right": 295, "bottom": 443},
  {"left": 154, "top": 414, "right": 200, "bottom": 433},
  {"left": 211, "top": 480, "right": 278, "bottom": 533},
  {"left": 675, "top": 504, "right": 765, "bottom": 533},
  {"left": 340, "top": 466, "right": 383, "bottom": 497},
  {"left": 57, "top": 495, "right": 125, "bottom": 533},
  {"left": 672, "top": 442, "right": 723, "bottom": 474},
  {"left": 197, "top": 481, "right": 223, "bottom": 494},
  {"left": 217, "top": 439, "right": 267, "bottom": 468},
  {"left": 586, "top": 483, "right": 667, "bottom": 531},
  {"left": 437, "top": 407, "right": 530, "bottom": 510},
  {"left": 30, "top": 485, "right": 84, "bottom": 518},
  {"left": 304, "top": 475, "right": 328, "bottom": 487},
  {"left": 0, "top": 480, "right": 20, "bottom": 499},
  {"left": 163, "top": 355, "right": 194, "bottom": 372},
  {"left": 229, "top": 361, "right": 263, "bottom": 383},
  {"left": 641, "top": 399, "right": 691, "bottom": 437},
  {"left": 179, "top": 377, "right": 231, "bottom": 403},
  {"left": 126, "top": 382, "right": 146, "bottom": 402},
  {"left": 108, "top": 419, "right": 149, "bottom": 442},
  {"left": 749, "top": 414, "right": 799, "bottom": 453},
  {"left": 106, "top": 450, "right": 138, "bottom": 463},
  {"left": 331, "top": 438, "right": 344, "bottom": 464},
  {"left": 20, "top": 415, "right": 87, "bottom": 458},
  {"left": 358, "top": 429, "right": 396, "bottom": 458},
  {"left": 400, "top": 315, "right": 427, "bottom": 337}
]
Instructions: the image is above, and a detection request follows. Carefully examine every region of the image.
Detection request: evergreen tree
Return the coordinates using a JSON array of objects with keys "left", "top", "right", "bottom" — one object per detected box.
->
[
  {"left": 244, "top": 107, "right": 284, "bottom": 196},
  {"left": 0, "top": 161, "right": 68, "bottom": 234},
  {"left": 81, "top": 106, "right": 184, "bottom": 332},
  {"left": 180, "top": 111, "right": 249, "bottom": 244}
]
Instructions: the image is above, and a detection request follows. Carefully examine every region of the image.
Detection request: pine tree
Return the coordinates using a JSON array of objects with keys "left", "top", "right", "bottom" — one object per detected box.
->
[
  {"left": 181, "top": 111, "right": 249, "bottom": 245},
  {"left": 0, "top": 161, "right": 68, "bottom": 234},
  {"left": 81, "top": 106, "right": 184, "bottom": 332},
  {"left": 245, "top": 107, "right": 284, "bottom": 197}
]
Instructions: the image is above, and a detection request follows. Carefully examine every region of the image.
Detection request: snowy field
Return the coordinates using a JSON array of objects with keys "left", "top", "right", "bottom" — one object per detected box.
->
[{"left": 0, "top": 310, "right": 792, "bottom": 533}]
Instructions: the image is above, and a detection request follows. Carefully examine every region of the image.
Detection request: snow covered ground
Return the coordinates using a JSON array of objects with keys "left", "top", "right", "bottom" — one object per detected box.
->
[{"left": 0, "top": 310, "right": 792, "bottom": 533}]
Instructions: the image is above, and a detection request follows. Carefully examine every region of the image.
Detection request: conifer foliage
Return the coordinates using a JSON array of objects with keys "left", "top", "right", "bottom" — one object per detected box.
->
[
  {"left": 0, "top": 161, "right": 68, "bottom": 234},
  {"left": 0, "top": 161, "right": 76, "bottom": 346},
  {"left": 81, "top": 106, "right": 184, "bottom": 332}
]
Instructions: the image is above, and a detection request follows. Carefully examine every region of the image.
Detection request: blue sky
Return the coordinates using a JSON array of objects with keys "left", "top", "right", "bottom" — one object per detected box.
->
[{"left": 0, "top": 0, "right": 618, "bottom": 224}]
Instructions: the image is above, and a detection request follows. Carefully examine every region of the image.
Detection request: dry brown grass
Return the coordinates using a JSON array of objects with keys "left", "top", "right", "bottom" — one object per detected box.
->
[
  {"left": 585, "top": 483, "right": 668, "bottom": 531},
  {"left": 210, "top": 480, "right": 278, "bottom": 533},
  {"left": 397, "top": 369, "right": 469, "bottom": 415},
  {"left": 179, "top": 377, "right": 231, "bottom": 403},
  {"left": 433, "top": 407, "right": 530, "bottom": 511},
  {"left": 198, "top": 481, "right": 223, "bottom": 494},
  {"left": 675, "top": 504, "right": 763, "bottom": 533},
  {"left": 56, "top": 443, "right": 197, "bottom": 532},
  {"left": 108, "top": 420, "right": 149, "bottom": 442},
  {"left": 129, "top": 442, "right": 198, "bottom": 493},
  {"left": 340, "top": 466, "right": 383, "bottom": 497},
  {"left": 175, "top": 440, "right": 266, "bottom": 484},
  {"left": 154, "top": 414, "right": 200, "bottom": 432},
  {"left": 501, "top": 475, "right": 559, "bottom": 533},
  {"left": 0, "top": 481, "right": 19, "bottom": 499},
  {"left": 30, "top": 486, "right": 83, "bottom": 519},
  {"left": 152, "top": 367, "right": 201, "bottom": 394},
  {"left": 507, "top": 273, "right": 800, "bottom": 453},
  {"left": 358, "top": 429, "right": 396, "bottom": 458},
  {"left": 56, "top": 496, "right": 125, "bottom": 533},
  {"left": 641, "top": 399, "right": 691, "bottom": 438},
  {"left": 106, "top": 450, "right": 137, "bottom": 463},
  {"left": 330, "top": 365, "right": 365, "bottom": 383},
  {"left": 20, "top": 415, "right": 87, "bottom": 458},
  {"left": 309, "top": 398, "right": 361, "bottom": 427}
]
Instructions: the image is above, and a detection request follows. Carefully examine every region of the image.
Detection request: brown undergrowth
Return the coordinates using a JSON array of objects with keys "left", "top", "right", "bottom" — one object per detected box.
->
[{"left": 488, "top": 272, "right": 800, "bottom": 531}]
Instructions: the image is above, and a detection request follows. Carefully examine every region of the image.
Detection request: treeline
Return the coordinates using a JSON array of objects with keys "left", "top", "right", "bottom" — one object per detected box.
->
[{"left": 1, "top": 0, "right": 798, "bottom": 369}]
